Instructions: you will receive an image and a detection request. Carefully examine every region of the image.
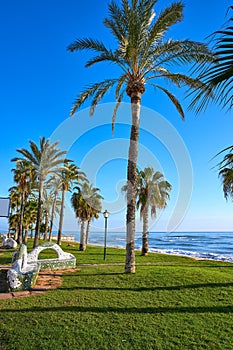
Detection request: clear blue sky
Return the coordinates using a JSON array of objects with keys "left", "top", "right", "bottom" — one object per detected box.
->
[{"left": 0, "top": 0, "right": 233, "bottom": 233}]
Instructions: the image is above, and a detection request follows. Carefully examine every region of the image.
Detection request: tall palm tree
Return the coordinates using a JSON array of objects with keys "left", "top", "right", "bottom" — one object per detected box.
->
[
  {"left": 57, "top": 161, "right": 87, "bottom": 245},
  {"left": 11, "top": 160, "right": 36, "bottom": 244},
  {"left": 136, "top": 167, "right": 171, "bottom": 255},
  {"left": 12, "top": 137, "right": 67, "bottom": 248},
  {"left": 67, "top": 0, "right": 213, "bottom": 272},
  {"left": 190, "top": 6, "right": 233, "bottom": 112}
]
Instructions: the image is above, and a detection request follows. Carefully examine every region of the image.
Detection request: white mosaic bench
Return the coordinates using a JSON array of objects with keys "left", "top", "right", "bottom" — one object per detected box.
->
[{"left": 7, "top": 242, "right": 76, "bottom": 291}]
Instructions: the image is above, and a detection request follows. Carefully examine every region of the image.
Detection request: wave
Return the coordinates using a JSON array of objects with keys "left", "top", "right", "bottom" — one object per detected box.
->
[{"left": 148, "top": 248, "right": 233, "bottom": 263}]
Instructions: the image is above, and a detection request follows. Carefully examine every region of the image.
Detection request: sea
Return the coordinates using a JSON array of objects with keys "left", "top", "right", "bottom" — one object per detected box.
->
[
  {"left": 2, "top": 230, "right": 233, "bottom": 263},
  {"left": 66, "top": 231, "right": 233, "bottom": 263}
]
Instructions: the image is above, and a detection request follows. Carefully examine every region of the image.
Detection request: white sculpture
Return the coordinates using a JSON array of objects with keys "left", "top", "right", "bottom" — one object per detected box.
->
[
  {"left": 7, "top": 244, "right": 37, "bottom": 291},
  {"left": 2, "top": 235, "right": 17, "bottom": 249}
]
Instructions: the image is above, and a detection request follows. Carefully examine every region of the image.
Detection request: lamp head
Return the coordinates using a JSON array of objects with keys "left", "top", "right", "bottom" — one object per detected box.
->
[{"left": 103, "top": 209, "right": 109, "bottom": 218}]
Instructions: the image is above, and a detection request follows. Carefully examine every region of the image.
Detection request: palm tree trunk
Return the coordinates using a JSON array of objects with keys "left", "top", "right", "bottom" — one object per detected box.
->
[
  {"left": 141, "top": 203, "right": 149, "bottom": 256},
  {"left": 23, "top": 226, "right": 29, "bottom": 243},
  {"left": 125, "top": 92, "right": 141, "bottom": 273},
  {"left": 57, "top": 185, "right": 65, "bottom": 246},
  {"left": 79, "top": 220, "right": 86, "bottom": 251},
  {"left": 14, "top": 226, "right": 19, "bottom": 242},
  {"left": 34, "top": 178, "right": 44, "bottom": 248},
  {"left": 86, "top": 219, "right": 90, "bottom": 244},
  {"left": 44, "top": 210, "right": 49, "bottom": 240},
  {"left": 49, "top": 192, "right": 57, "bottom": 241},
  {"left": 18, "top": 190, "right": 25, "bottom": 245}
]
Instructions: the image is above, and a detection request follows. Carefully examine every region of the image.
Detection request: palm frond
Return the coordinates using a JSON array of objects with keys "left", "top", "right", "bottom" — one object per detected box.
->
[
  {"left": 89, "top": 79, "right": 118, "bottom": 116},
  {"left": 70, "top": 79, "right": 117, "bottom": 116},
  {"left": 150, "top": 83, "right": 185, "bottom": 119},
  {"left": 112, "top": 92, "right": 124, "bottom": 133},
  {"left": 147, "top": 1, "right": 183, "bottom": 44},
  {"left": 67, "top": 38, "right": 109, "bottom": 54},
  {"left": 189, "top": 9, "right": 233, "bottom": 112},
  {"left": 85, "top": 50, "right": 126, "bottom": 70}
]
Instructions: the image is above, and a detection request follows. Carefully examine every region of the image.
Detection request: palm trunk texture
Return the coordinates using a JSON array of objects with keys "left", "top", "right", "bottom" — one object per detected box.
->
[
  {"left": 125, "top": 92, "right": 142, "bottom": 273},
  {"left": 79, "top": 220, "right": 86, "bottom": 251},
  {"left": 57, "top": 185, "right": 65, "bottom": 246},
  {"left": 86, "top": 220, "right": 90, "bottom": 244},
  {"left": 18, "top": 190, "right": 25, "bottom": 245},
  {"left": 141, "top": 204, "right": 149, "bottom": 256},
  {"left": 34, "top": 178, "right": 44, "bottom": 248},
  {"left": 49, "top": 192, "right": 57, "bottom": 241}
]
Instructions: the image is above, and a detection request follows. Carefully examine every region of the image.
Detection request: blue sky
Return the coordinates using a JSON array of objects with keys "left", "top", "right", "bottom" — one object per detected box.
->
[{"left": 0, "top": 0, "right": 233, "bottom": 232}]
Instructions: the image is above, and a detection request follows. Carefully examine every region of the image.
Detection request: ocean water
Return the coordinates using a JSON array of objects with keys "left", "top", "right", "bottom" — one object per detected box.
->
[{"left": 68, "top": 231, "right": 233, "bottom": 263}]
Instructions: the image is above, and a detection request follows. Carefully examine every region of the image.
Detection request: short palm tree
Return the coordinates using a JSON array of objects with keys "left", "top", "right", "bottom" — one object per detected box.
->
[
  {"left": 23, "top": 199, "right": 37, "bottom": 242},
  {"left": 136, "top": 167, "right": 171, "bottom": 255},
  {"left": 68, "top": 0, "right": 213, "bottom": 272},
  {"left": 81, "top": 183, "right": 103, "bottom": 244},
  {"left": 57, "top": 161, "right": 87, "bottom": 245},
  {"left": 71, "top": 187, "right": 89, "bottom": 251},
  {"left": 8, "top": 187, "right": 21, "bottom": 241},
  {"left": 12, "top": 137, "right": 67, "bottom": 247},
  {"left": 8, "top": 212, "right": 20, "bottom": 239}
]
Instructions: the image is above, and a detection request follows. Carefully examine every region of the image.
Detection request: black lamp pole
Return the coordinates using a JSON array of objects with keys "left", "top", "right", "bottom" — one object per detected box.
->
[{"left": 103, "top": 210, "right": 109, "bottom": 260}]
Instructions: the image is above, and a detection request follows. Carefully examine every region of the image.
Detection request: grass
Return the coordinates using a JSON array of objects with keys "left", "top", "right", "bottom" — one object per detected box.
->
[{"left": 0, "top": 239, "right": 233, "bottom": 349}]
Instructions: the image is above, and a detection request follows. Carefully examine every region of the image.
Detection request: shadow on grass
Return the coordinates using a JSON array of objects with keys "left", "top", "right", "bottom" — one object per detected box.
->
[
  {"left": 58, "top": 281, "right": 233, "bottom": 292},
  {"left": 63, "top": 272, "right": 124, "bottom": 277},
  {"left": 1, "top": 305, "right": 233, "bottom": 314}
]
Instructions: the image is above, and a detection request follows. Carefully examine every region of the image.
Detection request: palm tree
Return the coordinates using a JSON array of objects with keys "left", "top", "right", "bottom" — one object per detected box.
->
[
  {"left": 8, "top": 187, "right": 21, "bottom": 241},
  {"left": 57, "top": 161, "right": 87, "bottom": 245},
  {"left": 190, "top": 6, "right": 233, "bottom": 112},
  {"left": 67, "top": 0, "right": 213, "bottom": 272},
  {"left": 23, "top": 199, "right": 37, "bottom": 242},
  {"left": 11, "top": 160, "right": 36, "bottom": 244},
  {"left": 41, "top": 189, "right": 55, "bottom": 241},
  {"left": 12, "top": 137, "right": 67, "bottom": 248},
  {"left": 46, "top": 175, "right": 62, "bottom": 241},
  {"left": 216, "top": 146, "right": 233, "bottom": 200},
  {"left": 136, "top": 167, "right": 171, "bottom": 255},
  {"left": 71, "top": 187, "right": 89, "bottom": 251},
  {"left": 81, "top": 182, "right": 103, "bottom": 244},
  {"left": 8, "top": 212, "right": 20, "bottom": 239}
]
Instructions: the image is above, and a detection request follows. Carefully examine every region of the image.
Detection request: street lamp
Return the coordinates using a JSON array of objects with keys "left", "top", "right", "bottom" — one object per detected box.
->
[{"left": 103, "top": 210, "right": 109, "bottom": 260}]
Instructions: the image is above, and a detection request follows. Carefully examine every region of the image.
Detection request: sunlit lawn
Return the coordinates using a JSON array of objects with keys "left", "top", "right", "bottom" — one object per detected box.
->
[{"left": 0, "top": 240, "right": 233, "bottom": 349}]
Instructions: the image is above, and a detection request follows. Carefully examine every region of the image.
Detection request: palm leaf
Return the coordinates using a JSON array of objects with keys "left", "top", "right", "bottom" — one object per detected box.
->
[
  {"left": 150, "top": 83, "right": 185, "bottom": 119},
  {"left": 67, "top": 38, "right": 109, "bottom": 54}
]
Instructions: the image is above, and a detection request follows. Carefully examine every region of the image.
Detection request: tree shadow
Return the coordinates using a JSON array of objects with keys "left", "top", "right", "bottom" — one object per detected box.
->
[
  {"left": 1, "top": 304, "right": 232, "bottom": 315},
  {"left": 58, "top": 281, "right": 233, "bottom": 292}
]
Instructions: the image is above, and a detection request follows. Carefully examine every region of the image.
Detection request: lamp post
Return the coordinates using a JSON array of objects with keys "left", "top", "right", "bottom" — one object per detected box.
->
[{"left": 103, "top": 210, "right": 109, "bottom": 260}]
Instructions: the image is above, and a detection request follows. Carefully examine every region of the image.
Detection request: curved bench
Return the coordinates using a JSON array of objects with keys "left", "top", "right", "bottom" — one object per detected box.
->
[{"left": 7, "top": 242, "right": 76, "bottom": 291}]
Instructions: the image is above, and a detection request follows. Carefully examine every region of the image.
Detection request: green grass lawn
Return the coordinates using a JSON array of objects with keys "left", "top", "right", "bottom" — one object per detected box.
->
[{"left": 0, "top": 240, "right": 233, "bottom": 349}]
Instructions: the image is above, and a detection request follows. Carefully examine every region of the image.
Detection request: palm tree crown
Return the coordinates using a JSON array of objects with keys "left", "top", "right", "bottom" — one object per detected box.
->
[
  {"left": 12, "top": 137, "right": 67, "bottom": 247},
  {"left": 68, "top": 0, "right": 212, "bottom": 120}
]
